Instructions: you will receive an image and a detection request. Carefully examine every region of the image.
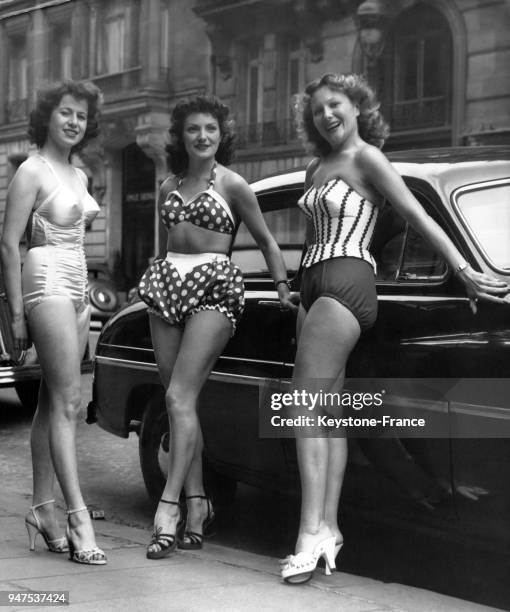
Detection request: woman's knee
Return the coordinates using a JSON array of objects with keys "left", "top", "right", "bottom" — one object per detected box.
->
[
  {"left": 49, "top": 384, "right": 82, "bottom": 419},
  {"left": 165, "top": 385, "right": 196, "bottom": 422}
]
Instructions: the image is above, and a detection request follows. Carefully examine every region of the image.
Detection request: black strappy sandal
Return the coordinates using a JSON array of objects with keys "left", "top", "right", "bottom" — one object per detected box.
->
[
  {"left": 146, "top": 499, "right": 180, "bottom": 560},
  {"left": 178, "top": 495, "right": 215, "bottom": 550}
]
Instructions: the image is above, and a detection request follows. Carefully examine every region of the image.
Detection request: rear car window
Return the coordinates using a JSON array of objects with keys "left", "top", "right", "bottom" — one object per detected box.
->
[{"left": 232, "top": 187, "right": 306, "bottom": 276}]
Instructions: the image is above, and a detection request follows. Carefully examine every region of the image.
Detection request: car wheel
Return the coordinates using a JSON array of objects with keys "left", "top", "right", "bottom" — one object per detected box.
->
[
  {"left": 15, "top": 379, "right": 40, "bottom": 413},
  {"left": 138, "top": 396, "right": 238, "bottom": 506}
]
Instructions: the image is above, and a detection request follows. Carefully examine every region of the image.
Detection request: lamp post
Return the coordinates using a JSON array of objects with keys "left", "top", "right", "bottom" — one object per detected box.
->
[{"left": 356, "top": 0, "right": 389, "bottom": 90}]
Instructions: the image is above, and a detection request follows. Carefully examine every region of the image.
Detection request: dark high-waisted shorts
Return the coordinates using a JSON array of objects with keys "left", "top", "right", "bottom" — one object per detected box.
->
[{"left": 300, "top": 256, "right": 377, "bottom": 332}]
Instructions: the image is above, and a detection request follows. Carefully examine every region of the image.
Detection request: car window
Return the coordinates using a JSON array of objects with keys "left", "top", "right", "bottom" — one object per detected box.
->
[
  {"left": 372, "top": 197, "right": 447, "bottom": 283},
  {"left": 453, "top": 180, "right": 510, "bottom": 272},
  {"left": 231, "top": 187, "right": 306, "bottom": 276}
]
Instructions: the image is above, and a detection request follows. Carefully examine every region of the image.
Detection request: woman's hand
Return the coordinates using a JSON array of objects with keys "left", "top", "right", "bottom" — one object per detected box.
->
[
  {"left": 277, "top": 284, "right": 300, "bottom": 311},
  {"left": 11, "top": 314, "right": 30, "bottom": 353},
  {"left": 457, "top": 266, "right": 510, "bottom": 314}
]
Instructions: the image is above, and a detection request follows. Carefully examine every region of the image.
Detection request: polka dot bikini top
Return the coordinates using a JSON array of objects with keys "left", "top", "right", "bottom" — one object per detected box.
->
[{"left": 161, "top": 163, "right": 236, "bottom": 235}]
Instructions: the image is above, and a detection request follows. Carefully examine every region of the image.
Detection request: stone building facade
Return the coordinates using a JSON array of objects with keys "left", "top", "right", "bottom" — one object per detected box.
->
[{"left": 0, "top": 0, "right": 508, "bottom": 290}]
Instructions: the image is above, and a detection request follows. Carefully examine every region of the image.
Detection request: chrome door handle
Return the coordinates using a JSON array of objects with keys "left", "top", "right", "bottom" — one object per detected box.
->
[{"left": 257, "top": 300, "right": 285, "bottom": 309}]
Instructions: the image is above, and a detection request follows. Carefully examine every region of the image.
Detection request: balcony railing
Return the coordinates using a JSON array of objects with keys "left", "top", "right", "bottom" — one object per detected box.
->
[
  {"left": 391, "top": 97, "right": 449, "bottom": 131},
  {"left": 92, "top": 67, "right": 142, "bottom": 97},
  {"left": 237, "top": 119, "right": 300, "bottom": 149},
  {"left": 6, "top": 98, "right": 28, "bottom": 123}
]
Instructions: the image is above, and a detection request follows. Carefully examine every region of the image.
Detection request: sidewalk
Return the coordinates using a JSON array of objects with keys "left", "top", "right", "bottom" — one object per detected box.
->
[{"left": 0, "top": 492, "right": 499, "bottom": 612}]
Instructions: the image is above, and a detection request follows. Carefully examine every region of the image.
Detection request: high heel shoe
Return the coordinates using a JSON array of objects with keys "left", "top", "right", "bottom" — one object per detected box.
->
[
  {"left": 147, "top": 499, "right": 180, "bottom": 560},
  {"left": 178, "top": 495, "right": 215, "bottom": 550},
  {"left": 25, "top": 499, "right": 68, "bottom": 553},
  {"left": 280, "top": 536, "right": 336, "bottom": 584},
  {"left": 66, "top": 507, "right": 107, "bottom": 565},
  {"left": 335, "top": 542, "right": 343, "bottom": 563}
]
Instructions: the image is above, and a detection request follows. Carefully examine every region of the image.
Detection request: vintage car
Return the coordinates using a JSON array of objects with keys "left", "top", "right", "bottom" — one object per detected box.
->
[{"left": 88, "top": 147, "right": 510, "bottom": 563}]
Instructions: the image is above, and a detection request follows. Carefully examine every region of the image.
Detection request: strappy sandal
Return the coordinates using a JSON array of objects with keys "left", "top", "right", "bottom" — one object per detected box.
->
[
  {"left": 25, "top": 499, "right": 68, "bottom": 553},
  {"left": 66, "top": 507, "right": 107, "bottom": 565},
  {"left": 146, "top": 499, "right": 180, "bottom": 560},
  {"left": 178, "top": 495, "right": 215, "bottom": 550}
]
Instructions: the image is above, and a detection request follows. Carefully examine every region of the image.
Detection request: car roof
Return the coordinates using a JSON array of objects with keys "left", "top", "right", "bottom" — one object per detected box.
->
[{"left": 250, "top": 146, "right": 510, "bottom": 193}]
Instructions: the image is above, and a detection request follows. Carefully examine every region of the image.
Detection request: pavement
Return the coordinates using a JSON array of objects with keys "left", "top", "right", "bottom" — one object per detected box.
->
[{"left": 0, "top": 492, "right": 501, "bottom": 612}]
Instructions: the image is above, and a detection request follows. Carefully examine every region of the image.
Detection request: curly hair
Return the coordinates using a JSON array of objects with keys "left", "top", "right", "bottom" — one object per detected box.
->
[
  {"left": 166, "top": 95, "right": 236, "bottom": 174},
  {"left": 28, "top": 80, "right": 102, "bottom": 154},
  {"left": 295, "top": 73, "right": 389, "bottom": 155}
]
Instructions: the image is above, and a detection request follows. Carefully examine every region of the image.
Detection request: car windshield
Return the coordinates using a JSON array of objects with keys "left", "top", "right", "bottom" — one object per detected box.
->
[{"left": 454, "top": 181, "right": 510, "bottom": 272}]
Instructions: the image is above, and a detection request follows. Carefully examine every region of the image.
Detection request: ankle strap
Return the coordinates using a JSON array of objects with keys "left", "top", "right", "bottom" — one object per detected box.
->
[
  {"left": 160, "top": 499, "right": 180, "bottom": 506},
  {"left": 31, "top": 499, "right": 55, "bottom": 510},
  {"left": 186, "top": 495, "right": 207, "bottom": 500},
  {"left": 66, "top": 506, "right": 88, "bottom": 515}
]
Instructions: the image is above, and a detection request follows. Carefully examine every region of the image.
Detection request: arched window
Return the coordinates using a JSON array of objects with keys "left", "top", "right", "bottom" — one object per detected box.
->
[{"left": 384, "top": 4, "right": 453, "bottom": 146}]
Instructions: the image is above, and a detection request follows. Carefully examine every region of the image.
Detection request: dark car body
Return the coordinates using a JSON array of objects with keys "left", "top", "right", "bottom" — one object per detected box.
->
[{"left": 89, "top": 147, "right": 510, "bottom": 566}]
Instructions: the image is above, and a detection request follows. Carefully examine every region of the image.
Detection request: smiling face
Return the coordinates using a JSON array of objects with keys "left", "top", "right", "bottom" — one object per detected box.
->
[
  {"left": 182, "top": 112, "right": 221, "bottom": 161},
  {"left": 47, "top": 94, "right": 88, "bottom": 150},
  {"left": 310, "top": 86, "right": 360, "bottom": 151}
]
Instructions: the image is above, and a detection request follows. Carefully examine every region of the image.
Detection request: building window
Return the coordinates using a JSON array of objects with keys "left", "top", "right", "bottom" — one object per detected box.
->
[
  {"left": 7, "top": 36, "right": 28, "bottom": 123},
  {"left": 96, "top": 11, "right": 125, "bottom": 75},
  {"left": 388, "top": 4, "right": 452, "bottom": 132},
  {"left": 160, "top": 2, "right": 170, "bottom": 74},
  {"left": 51, "top": 23, "right": 72, "bottom": 80},
  {"left": 237, "top": 34, "right": 305, "bottom": 149},
  {"left": 246, "top": 40, "right": 264, "bottom": 140},
  {"left": 285, "top": 36, "right": 306, "bottom": 141}
]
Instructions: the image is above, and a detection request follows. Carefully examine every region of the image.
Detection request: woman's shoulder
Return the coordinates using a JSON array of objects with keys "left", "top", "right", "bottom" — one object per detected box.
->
[
  {"left": 355, "top": 143, "right": 387, "bottom": 168},
  {"left": 159, "top": 174, "right": 179, "bottom": 198},
  {"left": 217, "top": 165, "right": 249, "bottom": 194},
  {"left": 11, "top": 155, "right": 45, "bottom": 187},
  {"left": 304, "top": 157, "right": 321, "bottom": 187}
]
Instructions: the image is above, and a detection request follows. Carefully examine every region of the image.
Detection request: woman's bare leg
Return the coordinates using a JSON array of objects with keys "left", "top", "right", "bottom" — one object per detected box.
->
[
  {"left": 291, "top": 297, "right": 360, "bottom": 554},
  {"left": 148, "top": 310, "right": 231, "bottom": 551},
  {"left": 28, "top": 298, "right": 98, "bottom": 551}
]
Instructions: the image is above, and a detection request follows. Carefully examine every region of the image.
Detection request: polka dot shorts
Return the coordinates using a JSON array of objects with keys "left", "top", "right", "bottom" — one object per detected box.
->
[{"left": 138, "top": 256, "right": 245, "bottom": 334}]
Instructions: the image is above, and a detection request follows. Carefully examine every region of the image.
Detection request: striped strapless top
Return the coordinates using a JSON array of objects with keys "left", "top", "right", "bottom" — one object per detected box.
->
[{"left": 297, "top": 176, "right": 379, "bottom": 269}]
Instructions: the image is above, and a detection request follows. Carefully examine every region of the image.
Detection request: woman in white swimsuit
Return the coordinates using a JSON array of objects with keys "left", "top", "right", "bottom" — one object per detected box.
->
[
  {"left": 0, "top": 80, "right": 106, "bottom": 565},
  {"left": 138, "top": 95, "right": 297, "bottom": 559}
]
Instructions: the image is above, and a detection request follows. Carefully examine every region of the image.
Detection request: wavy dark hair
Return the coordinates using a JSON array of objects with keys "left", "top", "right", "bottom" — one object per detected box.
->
[
  {"left": 28, "top": 80, "right": 102, "bottom": 154},
  {"left": 295, "top": 73, "right": 389, "bottom": 155},
  {"left": 166, "top": 95, "right": 236, "bottom": 174}
]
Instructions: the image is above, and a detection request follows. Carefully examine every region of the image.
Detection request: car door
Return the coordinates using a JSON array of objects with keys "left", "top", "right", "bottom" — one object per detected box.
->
[
  {"left": 443, "top": 177, "right": 510, "bottom": 552},
  {"left": 199, "top": 185, "right": 304, "bottom": 489}
]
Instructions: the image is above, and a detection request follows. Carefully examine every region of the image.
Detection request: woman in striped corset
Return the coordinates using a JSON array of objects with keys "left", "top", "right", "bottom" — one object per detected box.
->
[{"left": 280, "top": 73, "right": 509, "bottom": 584}]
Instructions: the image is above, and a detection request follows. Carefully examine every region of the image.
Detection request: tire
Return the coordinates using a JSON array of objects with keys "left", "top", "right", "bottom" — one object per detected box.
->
[
  {"left": 138, "top": 396, "right": 237, "bottom": 506},
  {"left": 15, "top": 379, "right": 40, "bottom": 413}
]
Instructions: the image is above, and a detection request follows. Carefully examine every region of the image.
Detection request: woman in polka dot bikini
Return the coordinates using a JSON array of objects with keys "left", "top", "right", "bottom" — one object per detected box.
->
[{"left": 138, "top": 95, "right": 297, "bottom": 559}]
